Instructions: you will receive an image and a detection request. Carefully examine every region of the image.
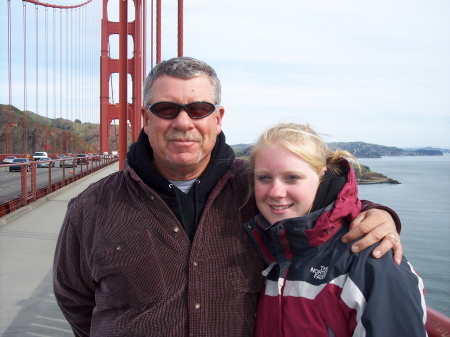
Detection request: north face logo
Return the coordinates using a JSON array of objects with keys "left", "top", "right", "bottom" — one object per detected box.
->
[{"left": 310, "top": 266, "right": 328, "bottom": 280}]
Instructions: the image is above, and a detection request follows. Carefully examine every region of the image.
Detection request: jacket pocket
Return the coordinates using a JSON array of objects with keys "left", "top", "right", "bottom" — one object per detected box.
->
[{"left": 93, "top": 229, "right": 174, "bottom": 309}]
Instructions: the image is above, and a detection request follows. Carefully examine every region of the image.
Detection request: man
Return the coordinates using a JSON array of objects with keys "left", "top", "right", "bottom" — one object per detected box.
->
[{"left": 54, "top": 57, "right": 402, "bottom": 337}]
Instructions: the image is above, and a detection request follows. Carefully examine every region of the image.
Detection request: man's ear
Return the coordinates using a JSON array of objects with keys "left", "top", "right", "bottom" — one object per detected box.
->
[
  {"left": 215, "top": 106, "right": 225, "bottom": 135},
  {"left": 141, "top": 106, "right": 150, "bottom": 133}
]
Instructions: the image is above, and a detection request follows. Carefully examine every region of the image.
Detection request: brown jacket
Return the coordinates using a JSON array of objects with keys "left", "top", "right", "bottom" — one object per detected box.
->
[{"left": 54, "top": 159, "right": 265, "bottom": 337}]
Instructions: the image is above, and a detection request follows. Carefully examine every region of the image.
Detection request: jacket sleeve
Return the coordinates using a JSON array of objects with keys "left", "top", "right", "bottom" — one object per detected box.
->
[
  {"left": 360, "top": 199, "right": 402, "bottom": 233},
  {"left": 347, "top": 252, "right": 427, "bottom": 337},
  {"left": 53, "top": 201, "right": 95, "bottom": 337}
]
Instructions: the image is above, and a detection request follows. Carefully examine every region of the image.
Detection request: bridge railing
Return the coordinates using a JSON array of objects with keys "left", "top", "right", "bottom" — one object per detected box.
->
[
  {"left": 426, "top": 306, "right": 450, "bottom": 337},
  {"left": 0, "top": 155, "right": 117, "bottom": 218}
]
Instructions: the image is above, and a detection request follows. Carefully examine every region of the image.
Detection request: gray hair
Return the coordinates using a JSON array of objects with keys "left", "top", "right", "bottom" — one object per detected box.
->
[{"left": 143, "top": 57, "right": 221, "bottom": 106}]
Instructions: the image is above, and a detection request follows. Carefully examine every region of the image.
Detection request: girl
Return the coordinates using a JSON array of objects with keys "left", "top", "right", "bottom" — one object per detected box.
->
[{"left": 244, "top": 123, "right": 427, "bottom": 337}]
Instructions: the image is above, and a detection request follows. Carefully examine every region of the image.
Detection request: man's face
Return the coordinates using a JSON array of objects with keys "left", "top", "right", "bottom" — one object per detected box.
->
[{"left": 142, "top": 74, "right": 224, "bottom": 180}]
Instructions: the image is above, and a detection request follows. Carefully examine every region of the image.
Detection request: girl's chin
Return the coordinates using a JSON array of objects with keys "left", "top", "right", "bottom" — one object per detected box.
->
[{"left": 264, "top": 211, "right": 309, "bottom": 224}]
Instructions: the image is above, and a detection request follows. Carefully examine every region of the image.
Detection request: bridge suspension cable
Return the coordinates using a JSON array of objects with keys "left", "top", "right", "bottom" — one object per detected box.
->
[{"left": 3, "top": 0, "right": 101, "bottom": 155}]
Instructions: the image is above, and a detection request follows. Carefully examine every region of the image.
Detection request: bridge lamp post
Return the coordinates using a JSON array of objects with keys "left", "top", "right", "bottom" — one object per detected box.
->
[
  {"left": 66, "top": 137, "right": 73, "bottom": 154},
  {"left": 4, "top": 123, "right": 17, "bottom": 155},
  {"left": 45, "top": 132, "right": 55, "bottom": 155}
]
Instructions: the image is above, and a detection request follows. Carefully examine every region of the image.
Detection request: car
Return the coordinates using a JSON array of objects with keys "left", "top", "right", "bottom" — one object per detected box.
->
[
  {"left": 32, "top": 151, "right": 49, "bottom": 161},
  {"left": 92, "top": 154, "right": 101, "bottom": 161},
  {"left": 9, "top": 158, "right": 31, "bottom": 172},
  {"left": 2, "top": 156, "right": 17, "bottom": 164},
  {"left": 36, "top": 157, "right": 55, "bottom": 168},
  {"left": 76, "top": 154, "right": 90, "bottom": 165},
  {"left": 59, "top": 156, "right": 77, "bottom": 168}
]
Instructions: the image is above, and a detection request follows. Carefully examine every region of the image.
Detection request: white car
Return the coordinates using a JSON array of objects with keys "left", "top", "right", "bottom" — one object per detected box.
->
[
  {"left": 2, "top": 156, "right": 17, "bottom": 164},
  {"left": 32, "top": 151, "right": 49, "bottom": 161}
]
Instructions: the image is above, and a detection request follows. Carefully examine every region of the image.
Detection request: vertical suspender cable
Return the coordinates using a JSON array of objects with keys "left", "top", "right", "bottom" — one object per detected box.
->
[
  {"left": 95, "top": 1, "right": 99, "bottom": 126},
  {"left": 88, "top": 5, "right": 93, "bottom": 147},
  {"left": 35, "top": 5, "right": 39, "bottom": 153},
  {"left": 76, "top": 8, "right": 80, "bottom": 126},
  {"left": 86, "top": 4, "right": 90, "bottom": 125},
  {"left": 177, "top": 0, "right": 183, "bottom": 57},
  {"left": 80, "top": 7, "right": 84, "bottom": 126},
  {"left": 6, "top": 0, "right": 12, "bottom": 154},
  {"left": 119, "top": 0, "right": 128, "bottom": 170},
  {"left": 78, "top": 8, "right": 82, "bottom": 127},
  {"left": 89, "top": 3, "right": 93, "bottom": 125},
  {"left": 150, "top": 0, "right": 154, "bottom": 68},
  {"left": 156, "top": 0, "right": 161, "bottom": 64},
  {"left": 45, "top": 7, "right": 49, "bottom": 151},
  {"left": 143, "top": 0, "right": 147, "bottom": 78},
  {"left": 23, "top": 3, "right": 29, "bottom": 154},
  {"left": 66, "top": 9, "right": 69, "bottom": 151},
  {"left": 53, "top": 8, "right": 56, "bottom": 155},
  {"left": 60, "top": 9, "right": 63, "bottom": 154},
  {"left": 94, "top": 1, "right": 99, "bottom": 126},
  {"left": 70, "top": 9, "right": 73, "bottom": 123}
]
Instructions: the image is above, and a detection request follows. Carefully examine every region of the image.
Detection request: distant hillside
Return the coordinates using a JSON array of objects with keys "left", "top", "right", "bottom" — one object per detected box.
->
[
  {"left": 404, "top": 147, "right": 450, "bottom": 154},
  {"left": 327, "top": 142, "right": 444, "bottom": 158},
  {"left": 0, "top": 104, "right": 126, "bottom": 155},
  {"left": 231, "top": 142, "right": 445, "bottom": 158}
]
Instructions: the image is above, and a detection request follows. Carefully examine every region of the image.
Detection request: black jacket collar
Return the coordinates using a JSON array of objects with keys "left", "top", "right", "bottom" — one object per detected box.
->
[{"left": 127, "top": 129, "right": 235, "bottom": 240}]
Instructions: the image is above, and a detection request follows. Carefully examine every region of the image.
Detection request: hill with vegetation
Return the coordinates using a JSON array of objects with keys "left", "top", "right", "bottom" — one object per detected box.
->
[
  {"left": 0, "top": 104, "right": 123, "bottom": 155},
  {"left": 327, "top": 142, "right": 444, "bottom": 157}
]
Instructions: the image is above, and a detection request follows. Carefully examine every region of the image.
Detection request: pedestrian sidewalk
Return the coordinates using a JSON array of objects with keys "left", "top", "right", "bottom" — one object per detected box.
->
[{"left": 0, "top": 162, "right": 120, "bottom": 336}]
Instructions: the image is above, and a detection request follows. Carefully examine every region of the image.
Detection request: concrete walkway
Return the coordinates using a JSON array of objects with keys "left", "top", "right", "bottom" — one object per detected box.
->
[{"left": 0, "top": 162, "right": 120, "bottom": 336}]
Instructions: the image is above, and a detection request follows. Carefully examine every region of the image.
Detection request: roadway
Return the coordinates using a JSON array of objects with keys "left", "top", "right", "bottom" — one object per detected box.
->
[
  {"left": 0, "top": 161, "right": 104, "bottom": 205},
  {"left": 0, "top": 162, "right": 119, "bottom": 337}
]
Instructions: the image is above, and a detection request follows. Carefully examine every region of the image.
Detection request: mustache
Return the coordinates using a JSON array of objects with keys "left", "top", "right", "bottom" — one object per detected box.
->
[{"left": 165, "top": 131, "right": 203, "bottom": 142}]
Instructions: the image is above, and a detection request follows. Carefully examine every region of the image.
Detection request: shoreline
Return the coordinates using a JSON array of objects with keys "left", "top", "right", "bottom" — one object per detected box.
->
[{"left": 357, "top": 178, "right": 401, "bottom": 185}]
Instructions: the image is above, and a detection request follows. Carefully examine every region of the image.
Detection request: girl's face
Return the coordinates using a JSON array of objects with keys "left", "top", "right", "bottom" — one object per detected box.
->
[{"left": 254, "top": 145, "right": 323, "bottom": 225}]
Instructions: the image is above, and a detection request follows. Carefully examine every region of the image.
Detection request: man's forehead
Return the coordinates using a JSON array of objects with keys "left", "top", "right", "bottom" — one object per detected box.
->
[{"left": 150, "top": 75, "right": 214, "bottom": 100}]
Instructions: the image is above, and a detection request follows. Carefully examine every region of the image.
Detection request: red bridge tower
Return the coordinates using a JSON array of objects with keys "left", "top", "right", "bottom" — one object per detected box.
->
[{"left": 99, "top": 0, "right": 144, "bottom": 154}]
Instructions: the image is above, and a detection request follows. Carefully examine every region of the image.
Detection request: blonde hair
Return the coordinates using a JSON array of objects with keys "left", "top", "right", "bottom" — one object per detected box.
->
[{"left": 247, "top": 123, "right": 357, "bottom": 199}]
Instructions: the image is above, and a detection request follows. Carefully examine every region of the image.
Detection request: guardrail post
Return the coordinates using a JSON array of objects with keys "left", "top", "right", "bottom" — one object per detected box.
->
[
  {"left": 48, "top": 164, "right": 52, "bottom": 193},
  {"left": 30, "top": 162, "right": 37, "bottom": 202},
  {"left": 61, "top": 161, "right": 66, "bottom": 186},
  {"left": 20, "top": 167, "right": 28, "bottom": 206}
]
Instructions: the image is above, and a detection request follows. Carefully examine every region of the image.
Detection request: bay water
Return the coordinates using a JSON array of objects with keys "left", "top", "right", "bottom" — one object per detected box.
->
[{"left": 357, "top": 154, "right": 450, "bottom": 317}]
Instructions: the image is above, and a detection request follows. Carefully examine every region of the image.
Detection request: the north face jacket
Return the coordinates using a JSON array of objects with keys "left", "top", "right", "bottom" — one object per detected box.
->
[{"left": 243, "top": 160, "right": 426, "bottom": 337}]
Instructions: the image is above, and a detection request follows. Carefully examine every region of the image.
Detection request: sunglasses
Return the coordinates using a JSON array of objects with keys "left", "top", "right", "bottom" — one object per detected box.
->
[{"left": 147, "top": 101, "right": 219, "bottom": 119}]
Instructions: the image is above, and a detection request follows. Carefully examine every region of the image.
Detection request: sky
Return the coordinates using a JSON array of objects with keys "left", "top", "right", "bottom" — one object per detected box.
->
[{"left": 1, "top": 0, "right": 450, "bottom": 149}]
